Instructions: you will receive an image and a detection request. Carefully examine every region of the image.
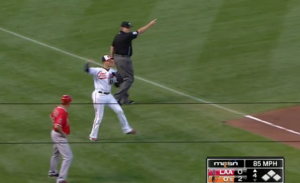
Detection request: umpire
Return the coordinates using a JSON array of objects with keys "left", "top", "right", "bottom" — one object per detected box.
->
[{"left": 110, "top": 19, "right": 157, "bottom": 105}]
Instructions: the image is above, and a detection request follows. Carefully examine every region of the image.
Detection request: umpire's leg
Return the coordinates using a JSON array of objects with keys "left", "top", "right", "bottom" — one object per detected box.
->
[{"left": 114, "top": 55, "right": 134, "bottom": 103}]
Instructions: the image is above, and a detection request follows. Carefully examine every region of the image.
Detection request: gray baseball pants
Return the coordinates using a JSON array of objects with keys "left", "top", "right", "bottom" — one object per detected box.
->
[
  {"left": 49, "top": 130, "right": 73, "bottom": 183},
  {"left": 113, "top": 55, "right": 134, "bottom": 103}
]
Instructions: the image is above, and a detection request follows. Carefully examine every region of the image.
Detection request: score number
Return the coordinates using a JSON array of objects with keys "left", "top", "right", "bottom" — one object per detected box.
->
[
  {"left": 220, "top": 169, "right": 244, "bottom": 182},
  {"left": 236, "top": 169, "right": 244, "bottom": 182}
]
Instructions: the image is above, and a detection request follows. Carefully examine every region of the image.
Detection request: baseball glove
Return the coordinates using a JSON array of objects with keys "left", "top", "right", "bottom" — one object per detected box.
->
[
  {"left": 114, "top": 82, "right": 120, "bottom": 87},
  {"left": 115, "top": 72, "right": 123, "bottom": 83}
]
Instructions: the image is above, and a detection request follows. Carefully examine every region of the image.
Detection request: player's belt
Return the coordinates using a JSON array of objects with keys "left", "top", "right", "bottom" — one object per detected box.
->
[
  {"left": 98, "top": 91, "right": 110, "bottom": 95},
  {"left": 114, "top": 54, "right": 130, "bottom": 57}
]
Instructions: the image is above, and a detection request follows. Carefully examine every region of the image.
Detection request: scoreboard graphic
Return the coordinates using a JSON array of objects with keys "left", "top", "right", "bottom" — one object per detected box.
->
[{"left": 206, "top": 157, "right": 285, "bottom": 183}]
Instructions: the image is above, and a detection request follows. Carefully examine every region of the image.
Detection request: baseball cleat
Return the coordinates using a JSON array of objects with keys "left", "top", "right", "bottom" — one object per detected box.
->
[
  {"left": 89, "top": 137, "right": 98, "bottom": 141},
  {"left": 48, "top": 171, "right": 59, "bottom": 177},
  {"left": 58, "top": 180, "right": 68, "bottom": 183},
  {"left": 123, "top": 100, "right": 135, "bottom": 105},
  {"left": 126, "top": 129, "right": 136, "bottom": 134}
]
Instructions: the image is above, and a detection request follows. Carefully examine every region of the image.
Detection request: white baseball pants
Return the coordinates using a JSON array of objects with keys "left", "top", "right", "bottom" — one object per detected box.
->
[{"left": 89, "top": 90, "right": 133, "bottom": 138}]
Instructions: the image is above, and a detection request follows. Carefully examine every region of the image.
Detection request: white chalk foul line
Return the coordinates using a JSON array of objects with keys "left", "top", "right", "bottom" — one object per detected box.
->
[
  {"left": 1, "top": 27, "right": 299, "bottom": 137},
  {"left": 246, "top": 116, "right": 300, "bottom": 136}
]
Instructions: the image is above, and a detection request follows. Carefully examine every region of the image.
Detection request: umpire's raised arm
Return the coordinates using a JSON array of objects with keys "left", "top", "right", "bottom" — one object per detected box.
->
[
  {"left": 110, "top": 19, "right": 157, "bottom": 105},
  {"left": 110, "top": 19, "right": 157, "bottom": 57},
  {"left": 137, "top": 19, "right": 157, "bottom": 34}
]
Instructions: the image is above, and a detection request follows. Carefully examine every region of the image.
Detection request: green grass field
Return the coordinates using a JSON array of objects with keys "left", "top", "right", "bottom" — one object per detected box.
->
[{"left": 1, "top": 0, "right": 300, "bottom": 182}]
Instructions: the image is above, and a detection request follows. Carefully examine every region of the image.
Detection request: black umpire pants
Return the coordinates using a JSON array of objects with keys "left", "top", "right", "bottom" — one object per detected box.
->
[{"left": 113, "top": 54, "right": 134, "bottom": 103}]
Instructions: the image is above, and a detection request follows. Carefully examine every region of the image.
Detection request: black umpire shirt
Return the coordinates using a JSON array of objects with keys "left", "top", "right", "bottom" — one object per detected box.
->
[{"left": 112, "top": 30, "right": 139, "bottom": 57}]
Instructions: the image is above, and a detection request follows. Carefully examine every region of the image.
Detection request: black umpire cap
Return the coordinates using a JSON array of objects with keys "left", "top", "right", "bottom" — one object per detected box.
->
[{"left": 121, "top": 21, "right": 133, "bottom": 28}]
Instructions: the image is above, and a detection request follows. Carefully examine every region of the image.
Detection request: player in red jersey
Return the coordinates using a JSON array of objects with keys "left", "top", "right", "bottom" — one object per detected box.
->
[{"left": 48, "top": 95, "right": 73, "bottom": 183}]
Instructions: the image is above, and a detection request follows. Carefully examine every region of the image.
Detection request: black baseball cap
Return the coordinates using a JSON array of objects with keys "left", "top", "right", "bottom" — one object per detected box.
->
[
  {"left": 102, "top": 55, "right": 113, "bottom": 62},
  {"left": 121, "top": 21, "right": 133, "bottom": 28}
]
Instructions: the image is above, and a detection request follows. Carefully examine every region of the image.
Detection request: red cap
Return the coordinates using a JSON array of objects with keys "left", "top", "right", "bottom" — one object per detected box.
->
[{"left": 61, "top": 95, "right": 72, "bottom": 104}]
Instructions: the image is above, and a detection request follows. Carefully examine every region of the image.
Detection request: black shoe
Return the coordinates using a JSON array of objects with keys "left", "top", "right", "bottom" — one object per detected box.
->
[
  {"left": 123, "top": 100, "right": 135, "bottom": 105},
  {"left": 48, "top": 171, "right": 59, "bottom": 177},
  {"left": 117, "top": 100, "right": 122, "bottom": 106}
]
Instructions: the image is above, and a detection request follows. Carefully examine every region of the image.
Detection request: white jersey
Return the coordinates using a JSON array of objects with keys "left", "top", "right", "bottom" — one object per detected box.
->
[{"left": 88, "top": 67, "right": 117, "bottom": 92}]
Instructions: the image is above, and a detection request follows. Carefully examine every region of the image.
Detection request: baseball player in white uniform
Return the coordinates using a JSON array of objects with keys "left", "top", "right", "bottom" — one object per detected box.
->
[{"left": 84, "top": 55, "right": 136, "bottom": 141}]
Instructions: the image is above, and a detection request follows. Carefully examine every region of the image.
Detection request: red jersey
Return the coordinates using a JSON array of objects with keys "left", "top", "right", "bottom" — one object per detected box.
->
[{"left": 50, "top": 106, "right": 70, "bottom": 135}]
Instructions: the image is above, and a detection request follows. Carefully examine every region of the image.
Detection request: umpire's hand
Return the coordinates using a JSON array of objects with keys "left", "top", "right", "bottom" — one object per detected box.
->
[{"left": 149, "top": 19, "right": 157, "bottom": 26}]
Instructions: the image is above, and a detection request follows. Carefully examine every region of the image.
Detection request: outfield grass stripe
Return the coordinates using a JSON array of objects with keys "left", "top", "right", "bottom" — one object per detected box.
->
[
  {"left": 193, "top": 0, "right": 291, "bottom": 108},
  {"left": 0, "top": 27, "right": 244, "bottom": 115},
  {"left": 0, "top": 27, "right": 88, "bottom": 60},
  {"left": 134, "top": 76, "right": 244, "bottom": 115},
  {"left": 2, "top": 26, "right": 300, "bottom": 138}
]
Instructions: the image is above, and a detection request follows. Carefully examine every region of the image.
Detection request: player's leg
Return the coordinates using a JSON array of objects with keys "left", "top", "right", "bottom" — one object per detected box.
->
[
  {"left": 49, "top": 130, "right": 60, "bottom": 177},
  {"left": 55, "top": 135, "right": 73, "bottom": 183},
  {"left": 107, "top": 94, "right": 135, "bottom": 134},
  {"left": 89, "top": 91, "right": 106, "bottom": 140},
  {"left": 49, "top": 145, "right": 59, "bottom": 177}
]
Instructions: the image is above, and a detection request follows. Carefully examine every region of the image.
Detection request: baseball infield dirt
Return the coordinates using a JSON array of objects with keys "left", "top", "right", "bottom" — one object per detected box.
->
[{"left": 226, "top": 106, "right": 300, "bottom": 149}]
